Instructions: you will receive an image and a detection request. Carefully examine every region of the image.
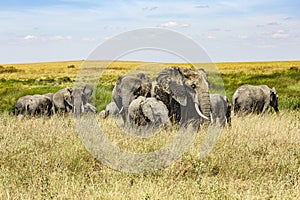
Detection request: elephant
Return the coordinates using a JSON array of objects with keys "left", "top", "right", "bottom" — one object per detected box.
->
[
  {"left": 112, "top": 73, "right": 152, "bottom": 123},
  {"left": 26, "top": 94, "right": 53, "bottom": 116},
  {"left": 128, "top": 96, "right": 171, "bottom": 130},
  {"left": 197, "top": 68, "right": 210, "bottom": 88},
  {"left": 82, "top": 84, "right": 93, "bottom": 103},
  {"left": 100, "top": 102, "right": 120, "bottom": 119},
  {"left": 232, "top": 84, "right": 279, "bottom": 115},
  {"left": 52, "top": 87, "right": 73, "bottom": 113},
  {"left": 155, "top": 66, "right": 211, "bottom": 129},
  {"left": 15, "top": 95, "right": 31, "bottom": 115},
  {"left": 15, "top": 94, "right": 52, "bottom": 116},
  {"left": 44, "top": 93, "right": 54, "bottom": 101},
  {"left": 71, "top": 86, "right": 88, "bottom": 116},
  {"left": 210, "top": 94, "right": 231, "bottom": 127},
  {"left": 83, "top": 103, "right": 97, "bottom": 114}
]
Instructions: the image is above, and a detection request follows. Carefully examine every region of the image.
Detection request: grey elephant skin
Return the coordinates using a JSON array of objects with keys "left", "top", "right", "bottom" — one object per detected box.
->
[
  {"left": 232, "top": 84, "right": 279, "bottom": 115},
  {"left": 155, "top": 66, "right": 211, "bottom": 129},
  {"left": 71, "top": 86, "right": 97, "bottom": 115},
  {"left": 15, "top": 95, "right": 31, "bottom": 115},
  {"left": 15, "top": 94, "right": 52, "bottom": 116},
  {"left": 82, "top": 84, "right": 93, "bottom": 103},
  {"left": 52, "top": 85, "right": 95, "bottom": 115},
  {"left": 52, "top": 87, "right": 73, "bottom": 113},
  {"left": 100, "top": 102, "right": 120, "bottom": 119},
  {"left": 83, "top": 103, "right": 97, "bottom": 114},
  {"left": 128, "top": 96, "right": 171, "bottom": 129},
  {"left": 112, "top": 73, "right": 152, "bottom": 122},
  {"left": 210, "top": 94, "right": 231, "bottom": 127}
]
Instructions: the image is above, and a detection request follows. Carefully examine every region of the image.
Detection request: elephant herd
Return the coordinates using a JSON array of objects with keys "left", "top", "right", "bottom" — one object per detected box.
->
[
  {"left": 100, "top": 66, "right": 279, "bottom": 131},
  {"left": 15, "top": 84, "right": 97, "bottom": 117},
  {"left": 15, "top": 66, "right": 279, "bottom": 131}
]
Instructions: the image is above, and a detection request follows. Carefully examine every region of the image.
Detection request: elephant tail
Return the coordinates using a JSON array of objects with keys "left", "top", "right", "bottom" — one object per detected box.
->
[{"left": 233, "top": 97, "right": 240, "bottom": 115}]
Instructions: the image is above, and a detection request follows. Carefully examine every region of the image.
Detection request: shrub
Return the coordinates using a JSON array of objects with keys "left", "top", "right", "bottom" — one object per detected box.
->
[
  {"left": 0, "top": 66, "right": 23, "bottom": 74},
  {"left": 67, "top": 65, "right": 76, "bottom": 69}
]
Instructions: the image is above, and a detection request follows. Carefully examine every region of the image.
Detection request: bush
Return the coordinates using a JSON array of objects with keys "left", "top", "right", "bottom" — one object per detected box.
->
[
  {"left": 57, "top": 76, "right": 72, "bottom": 83},
  {"left": 67, "top": 65, "right": 76, "bottom": 69},
  {"left": 0, "top": 66, "right": 23, "bottom": 74}
]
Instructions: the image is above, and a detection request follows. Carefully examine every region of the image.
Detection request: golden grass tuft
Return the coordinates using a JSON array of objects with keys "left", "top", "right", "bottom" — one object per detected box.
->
[{"left": 0, "top": 111, "right": 299, "bottom": 199}]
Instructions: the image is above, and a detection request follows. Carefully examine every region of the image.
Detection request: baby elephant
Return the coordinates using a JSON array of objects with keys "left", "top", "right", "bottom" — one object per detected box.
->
[
  {"left": 99, "top": 102, "right": 120, "bottom": 119},
  {"left": 232, "top": 84, "right": 279, "bottom": 115},
  {"left": 128, "top": 96, "right": 171, "bottom": 130},
  {"left": 210, "top": 94, "right": 231, "bottom": 127}
]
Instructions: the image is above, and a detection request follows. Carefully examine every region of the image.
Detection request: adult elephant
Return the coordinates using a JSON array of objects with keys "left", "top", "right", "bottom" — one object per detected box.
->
[
  {"left": 128, "top": 96, "right": 170, "bottom": 129},
  {"left": 232, "top": 84, "right": 279, "bottom": 115},
  {"left": 112, "top": 73, "right": 152, "bottom": 123},
  {"left": 210, "top": 94, "right": 231, "bottom": 127},
  {"left": 52, "top": 87, "right": 73, "bottom": 113},
  {"left": 27, "top": 94, "right": 53, "bottom": 116},
  {"left": 71, "top": 86, "right": 96, "bottom": 115},
  {"left": 155, "top": 66, "right": 211, "bottom": 128}
]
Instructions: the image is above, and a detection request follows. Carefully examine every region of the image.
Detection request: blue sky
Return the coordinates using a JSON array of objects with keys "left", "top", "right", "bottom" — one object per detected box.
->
[{"left": 1, "top": 0, "right": 299, "bottom": 63}]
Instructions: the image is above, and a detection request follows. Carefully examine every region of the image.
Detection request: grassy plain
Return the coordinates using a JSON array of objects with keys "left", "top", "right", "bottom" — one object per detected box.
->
[
  {"left": 0, "top": 60, "right": 300, "bottom": 199},
  {"left": 0, "top": 60, "right": 299, "bottom": 112},
  {"left": 0, "top": 112, "right": 299, "bottom": 199}
]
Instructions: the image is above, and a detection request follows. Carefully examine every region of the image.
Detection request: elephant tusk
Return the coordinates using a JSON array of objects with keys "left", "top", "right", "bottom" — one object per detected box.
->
[
  {"left": 81, "top": 103, "right": 84, "bottom": 113},
  {"left": 194, "top": 103, "right": 209, "bottom": 120},
  {"left": 119, "top": 106, "right": 124, "bottom": 114},
  {"left": 210, "top": 112, "right": 214, "bottom": 123}
]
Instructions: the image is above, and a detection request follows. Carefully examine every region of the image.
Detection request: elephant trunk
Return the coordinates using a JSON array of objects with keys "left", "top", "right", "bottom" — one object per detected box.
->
[
  {"left": 197, "top": 91, "right": 211, "bottom": 121},
  {"left": 119, "top": 106, "right": 129, "bottom": 122},
  {"left": 274, "top": 106, "right": 279, "bottom": 114},
  {"left": 120, "top": 94, "right": 133, "bottom": 123},
  {"left": 72, "top": 93, "right": 85, "bottom": 116},
  {"left": 73, "top": 100, "right": 84, "bottom": 116}
]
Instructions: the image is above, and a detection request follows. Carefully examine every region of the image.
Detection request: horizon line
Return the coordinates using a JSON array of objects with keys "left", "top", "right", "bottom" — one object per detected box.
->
[{"left": 1, "top": 59, "right": 300, "bottom": 65}]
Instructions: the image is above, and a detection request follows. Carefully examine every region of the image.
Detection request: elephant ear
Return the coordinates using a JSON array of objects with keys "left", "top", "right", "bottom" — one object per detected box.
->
[
  {"left": 112, "top": 76, "right": 124, "bottom": 109},
  {"left": 136, "top": 73, "right": 151, "bottom": 83},
  {"left": 82, "top": 84, "right": 93, "bottom": 95},
  {"left": 63, "top": 92, "right": 72, "bottom": 108},
  {"left": 156, "top": 67, "right": 187, "bottom": 106}
]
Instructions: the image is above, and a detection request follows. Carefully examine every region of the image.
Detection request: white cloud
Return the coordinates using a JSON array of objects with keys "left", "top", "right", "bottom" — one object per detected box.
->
[
  {"left": 207, "top": 35, "right": 216, "bottom": 39},
  {"left": 267, "top": 22, "right": 280, "bottom": 26},
  {"left": 271, "top": 30, "right": 289, "bottom": 39},
  {"left": 23, "top": 35, "right": 73, "bottom": 41},
  {"left": 159, "top": 21, "right": 190, "bottom": 28},
  {"left": 49, "top": 35, "right": 72, "bottom": 41},
  {"left": 142, "top": 6, "right": 158, "bottom": 11},
  {"left": 82, "top": 37, "right": 96, "bottom": 42},
  {"left": 24, "top": 35, "right": 37, "bottom": 40}
]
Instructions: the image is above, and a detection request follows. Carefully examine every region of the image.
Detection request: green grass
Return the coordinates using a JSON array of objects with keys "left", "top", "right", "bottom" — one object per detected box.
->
[{"left": 0, "top": 60, "right": 299, "bottom": 113}]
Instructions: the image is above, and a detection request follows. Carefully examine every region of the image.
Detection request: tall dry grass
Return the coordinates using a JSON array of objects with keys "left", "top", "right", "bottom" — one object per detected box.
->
[{"left": 0, "top": 111, "right": 299, "bottom": 199}]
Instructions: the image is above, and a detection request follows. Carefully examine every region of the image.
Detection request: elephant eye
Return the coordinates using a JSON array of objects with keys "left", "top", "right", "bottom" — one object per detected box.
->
[
  {"left": 134, "top": 87, "right": 141, "bottom": 96},
  {"left": 191, "top": 84, "right": 196, "bottom": 89}
]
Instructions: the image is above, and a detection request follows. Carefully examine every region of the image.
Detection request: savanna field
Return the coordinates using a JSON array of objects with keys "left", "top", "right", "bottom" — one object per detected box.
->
[{"left": 0, "top": 60, "right": 299, "bottom": 199}]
